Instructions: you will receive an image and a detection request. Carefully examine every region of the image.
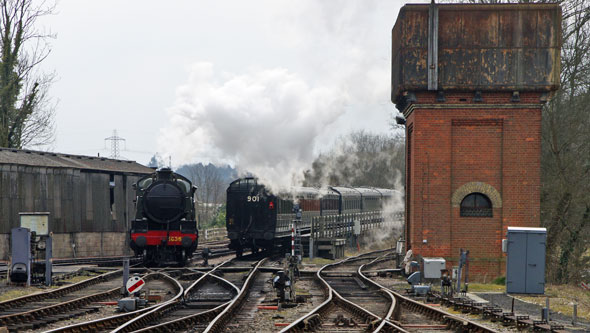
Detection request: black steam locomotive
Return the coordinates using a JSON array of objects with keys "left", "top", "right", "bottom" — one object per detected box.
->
[
  {"left": 226, "top": 177, "right": 397, "bottom": 256},
  {"left": 130, "top": 168, "right": 198, "bottom": 265}
]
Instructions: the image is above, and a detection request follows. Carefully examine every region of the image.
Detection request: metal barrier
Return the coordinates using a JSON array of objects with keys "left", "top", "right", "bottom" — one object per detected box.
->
[
  {"left": 201, "top": 228, "right": 228, "bottom": 242},
  {"left": 311, "top": 211, "right": 403, "bottom": 239},
  {"left": 309, "top": 211, "right": 404, "bottom": 258}
]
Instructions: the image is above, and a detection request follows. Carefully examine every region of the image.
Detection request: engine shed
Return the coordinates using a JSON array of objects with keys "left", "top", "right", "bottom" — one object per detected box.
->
[
  {"left": 0, "top": 148, "right": 153, "bottom": 260},
  {"left": 392, "top": 3, "right": 561, "bottom": 277}
]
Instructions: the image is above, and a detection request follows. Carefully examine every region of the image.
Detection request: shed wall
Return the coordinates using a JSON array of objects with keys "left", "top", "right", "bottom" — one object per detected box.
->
[{"left": 0, "top": 165, "right": 143, "bottom": 234}]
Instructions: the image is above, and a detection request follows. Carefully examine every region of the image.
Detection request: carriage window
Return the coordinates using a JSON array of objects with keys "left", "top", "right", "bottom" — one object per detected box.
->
[{"left": 460, "top": 193, "right": 492, "bottom": 217}]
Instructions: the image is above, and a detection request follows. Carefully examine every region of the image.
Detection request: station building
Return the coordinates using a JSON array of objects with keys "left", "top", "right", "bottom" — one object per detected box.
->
[
  {"left": 392, "top": 3, "right": 561, "bottom": 277},
  {"left": 0, "top": 148, "right": 153, "bottom": 259}
]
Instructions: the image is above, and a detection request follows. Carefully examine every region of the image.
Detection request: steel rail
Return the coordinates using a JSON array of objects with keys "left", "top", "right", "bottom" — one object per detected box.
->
[
  {"left": 129, "top": 265, "right": 241, "bottom": 332},
  {"left": 202, "top": 258, "right": 267, "bottom": 333},
  {"left": 358, "top": 253, "right": 406, "bottom": 332},
  {"left": 112, "top": 259, "right": 237, "bottom": 333},
  {"left": 0, "top": 286, "right": 121, "bottom": 327},
  {"left": 281, "top": 250, "right": 407, "bottom": 333},
  {"left": 44, "top": 272, "right": 183, "bottom": 333},
  {"left": 360, "top": 255, "right": 499, "bottom": 333},
  {"left": 0, "top": 269, "right": 127, "bottom": 311}
]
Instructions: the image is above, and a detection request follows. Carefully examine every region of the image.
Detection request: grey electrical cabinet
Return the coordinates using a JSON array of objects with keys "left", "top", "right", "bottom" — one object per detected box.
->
[
  {"left": 10, "top": 227, "right": 31, "bottom": 284},
  {"left": 506, "top": 227, "right": 546, "bottom": 294}
]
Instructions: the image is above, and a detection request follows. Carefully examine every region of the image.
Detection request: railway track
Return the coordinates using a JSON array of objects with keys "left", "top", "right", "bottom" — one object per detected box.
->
[
  {"left": 432, "top": 294, "right": 567, "bottom": 332},
  {"left": 0, "top": 268, "right": 168, "bottom": 332},
  {"left": 0, "top": 256, "right": 142, "bottom": 281},
  {"left": 197, "top": 239, "right": 229, "bottom": 250},
  {"left": 108, "top": 255, "right": 266, "bottom": 332},
  {"left": 207, "top": 258, "right": 285, "bottom": 333},
  {"left": 281, "top": 250, "right": 404, "bottom": 332},
  {"left": 199, "top": 257, "right": 267, "bottom": 333},
  {"left": 361, "top": 255, "right": 498, "bottom": 333},
  {"left": 0, "top": 270, "right": 122, "bottom": 330},
  {"left": 42, "top": 272, "right": 182, "bottom": 333}
]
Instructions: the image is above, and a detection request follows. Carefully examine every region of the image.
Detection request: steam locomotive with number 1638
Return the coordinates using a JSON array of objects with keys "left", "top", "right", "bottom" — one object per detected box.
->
[{"left": 129, "top": 168, "right": 198, "bottom": 266}]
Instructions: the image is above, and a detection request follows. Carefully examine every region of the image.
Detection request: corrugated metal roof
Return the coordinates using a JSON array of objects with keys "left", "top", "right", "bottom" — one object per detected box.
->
[{"left": 0, "top": 148, "right": 154, "bottom": 174}]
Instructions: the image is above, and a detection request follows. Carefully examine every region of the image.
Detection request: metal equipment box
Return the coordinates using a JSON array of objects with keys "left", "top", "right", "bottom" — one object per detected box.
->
[
  {"left": 19, "top": 212, "right": 49, "bottom": 235},
  {"left": 391, "top": 3, "right": 561, "bottom": 104},
  {"left": 10, "top": 227, "right": 31, "bottom": 284},
  {"left": 506, "top": 227, "right": 546, "bottom": 294},
  {"left": 423, "top": 257, "right": 446, "bottom": 279}
]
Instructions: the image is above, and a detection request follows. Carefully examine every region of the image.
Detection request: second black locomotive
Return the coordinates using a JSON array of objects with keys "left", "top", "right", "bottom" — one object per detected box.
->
[{"left": 226, "top": 177, "right": 397, "bottom": 256}]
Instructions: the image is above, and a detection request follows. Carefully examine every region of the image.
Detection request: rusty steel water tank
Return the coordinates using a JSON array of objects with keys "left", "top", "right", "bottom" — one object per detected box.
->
[{"left": 391, "top": 3, "right": 562, "bottom": 105}]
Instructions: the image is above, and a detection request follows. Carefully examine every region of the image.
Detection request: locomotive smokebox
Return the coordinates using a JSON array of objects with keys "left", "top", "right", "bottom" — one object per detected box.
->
[{"left": 143, "top": 182, "right": 186, "bottom": 223}]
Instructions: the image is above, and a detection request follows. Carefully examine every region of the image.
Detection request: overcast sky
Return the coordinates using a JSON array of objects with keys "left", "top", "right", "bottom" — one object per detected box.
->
[{"left": 38, "top": 0, "right": 428, "bottom": 185}]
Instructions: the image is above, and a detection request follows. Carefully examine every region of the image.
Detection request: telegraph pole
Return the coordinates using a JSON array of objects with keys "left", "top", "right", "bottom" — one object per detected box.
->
[{"left": 105, "top": 130, "right": 126, "bottom": 159}]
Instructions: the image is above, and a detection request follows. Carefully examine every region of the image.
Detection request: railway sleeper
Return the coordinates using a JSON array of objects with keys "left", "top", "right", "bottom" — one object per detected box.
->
[
  {"left": 516, "top": 315, "right": 533, "bottom": 329},
  {"left": 303, "top": 313, "right": 321, "bottom": 330}
]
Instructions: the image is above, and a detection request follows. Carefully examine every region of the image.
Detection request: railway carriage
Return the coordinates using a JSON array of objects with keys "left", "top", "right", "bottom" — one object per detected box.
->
[{"left": 226, "top": 177, "right": 398, "bottom": 256}]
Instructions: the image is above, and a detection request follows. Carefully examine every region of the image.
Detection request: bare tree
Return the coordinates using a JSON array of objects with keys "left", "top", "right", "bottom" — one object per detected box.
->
[
  {"left": 303, "top": 130, "right": 405, "bottom": 189},
  {"left": 187, "top": 163, "right": 226, "bottom": 228},
  {"left": 0, "top": 0, "right": 56, "bottom": 149},
  {"left": 540, "top": 0, "right": 590, "bottom": 283}
]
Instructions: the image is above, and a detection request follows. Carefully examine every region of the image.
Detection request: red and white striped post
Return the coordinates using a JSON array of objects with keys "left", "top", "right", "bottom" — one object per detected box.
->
[{"left": 291, "top": 223, "right": 295, "bottom": 257}]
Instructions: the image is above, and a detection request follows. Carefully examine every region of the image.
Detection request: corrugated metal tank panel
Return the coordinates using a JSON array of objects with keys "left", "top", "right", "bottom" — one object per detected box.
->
[{"left": 391, "top": 3, "right": 561, "bottom": 103}]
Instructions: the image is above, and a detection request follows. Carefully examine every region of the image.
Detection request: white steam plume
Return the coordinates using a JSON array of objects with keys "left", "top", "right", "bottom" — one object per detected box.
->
[
  {"left": 366, "top": 173, "right": 406, "bottom": 249},
  {"left": 158, "top": 1, "right": 409, "bottom": 191},
  {"left": 157, "top": 63, "right": 348, "bottom": 191}
]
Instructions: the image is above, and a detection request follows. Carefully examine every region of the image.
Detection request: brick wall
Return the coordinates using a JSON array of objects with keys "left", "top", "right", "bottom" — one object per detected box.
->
[{"left": 404, "top": 91, "right": 542, "bottom": 280}]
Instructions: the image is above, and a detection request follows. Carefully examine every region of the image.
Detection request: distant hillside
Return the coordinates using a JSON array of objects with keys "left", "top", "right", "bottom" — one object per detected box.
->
[
  {"left": 176, "top": 163, "right": 237, "bottom": 186},
  {"left": 175, "top": 163, "right": 237, "bottom": 204}
]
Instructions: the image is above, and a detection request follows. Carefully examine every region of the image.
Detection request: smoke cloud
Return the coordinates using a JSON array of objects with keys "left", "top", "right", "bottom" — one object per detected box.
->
[
  {"left": 158, "top": 63, "right": 348, "bottom": 191},
  {"left": 366, "top": 174, "right": 406, "bottom": 249},
  {"left": 158, "top": 1, "right": 410, "bottom": 191}
]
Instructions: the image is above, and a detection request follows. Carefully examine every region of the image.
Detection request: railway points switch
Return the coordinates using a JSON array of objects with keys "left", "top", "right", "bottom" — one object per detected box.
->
[
  {"left": 407, "top": 271, "right": 431, "bottom": 296},
  {"left": 118, "top": 297, "right": 148, "bottom": 312}
]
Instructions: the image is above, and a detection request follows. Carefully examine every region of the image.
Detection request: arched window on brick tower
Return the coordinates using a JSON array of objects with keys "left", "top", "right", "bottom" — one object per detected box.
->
[{"left": 460, "top": 193, "right": 492, "bottom": 217}]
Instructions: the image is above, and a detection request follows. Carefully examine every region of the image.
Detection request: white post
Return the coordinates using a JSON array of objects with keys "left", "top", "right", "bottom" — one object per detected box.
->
[{"left": 291, "top": 223, "right": 295, "bottom": 257}]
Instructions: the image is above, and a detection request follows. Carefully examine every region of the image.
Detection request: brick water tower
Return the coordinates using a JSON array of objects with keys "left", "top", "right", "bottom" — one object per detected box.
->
[{"left": 392, "top": 3, "right": 561, "bottom": 277}]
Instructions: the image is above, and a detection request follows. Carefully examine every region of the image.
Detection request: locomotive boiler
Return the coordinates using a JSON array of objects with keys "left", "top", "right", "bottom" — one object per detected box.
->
[{"left": 130, "top": 168, "right": 198, "bottom": 265}]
